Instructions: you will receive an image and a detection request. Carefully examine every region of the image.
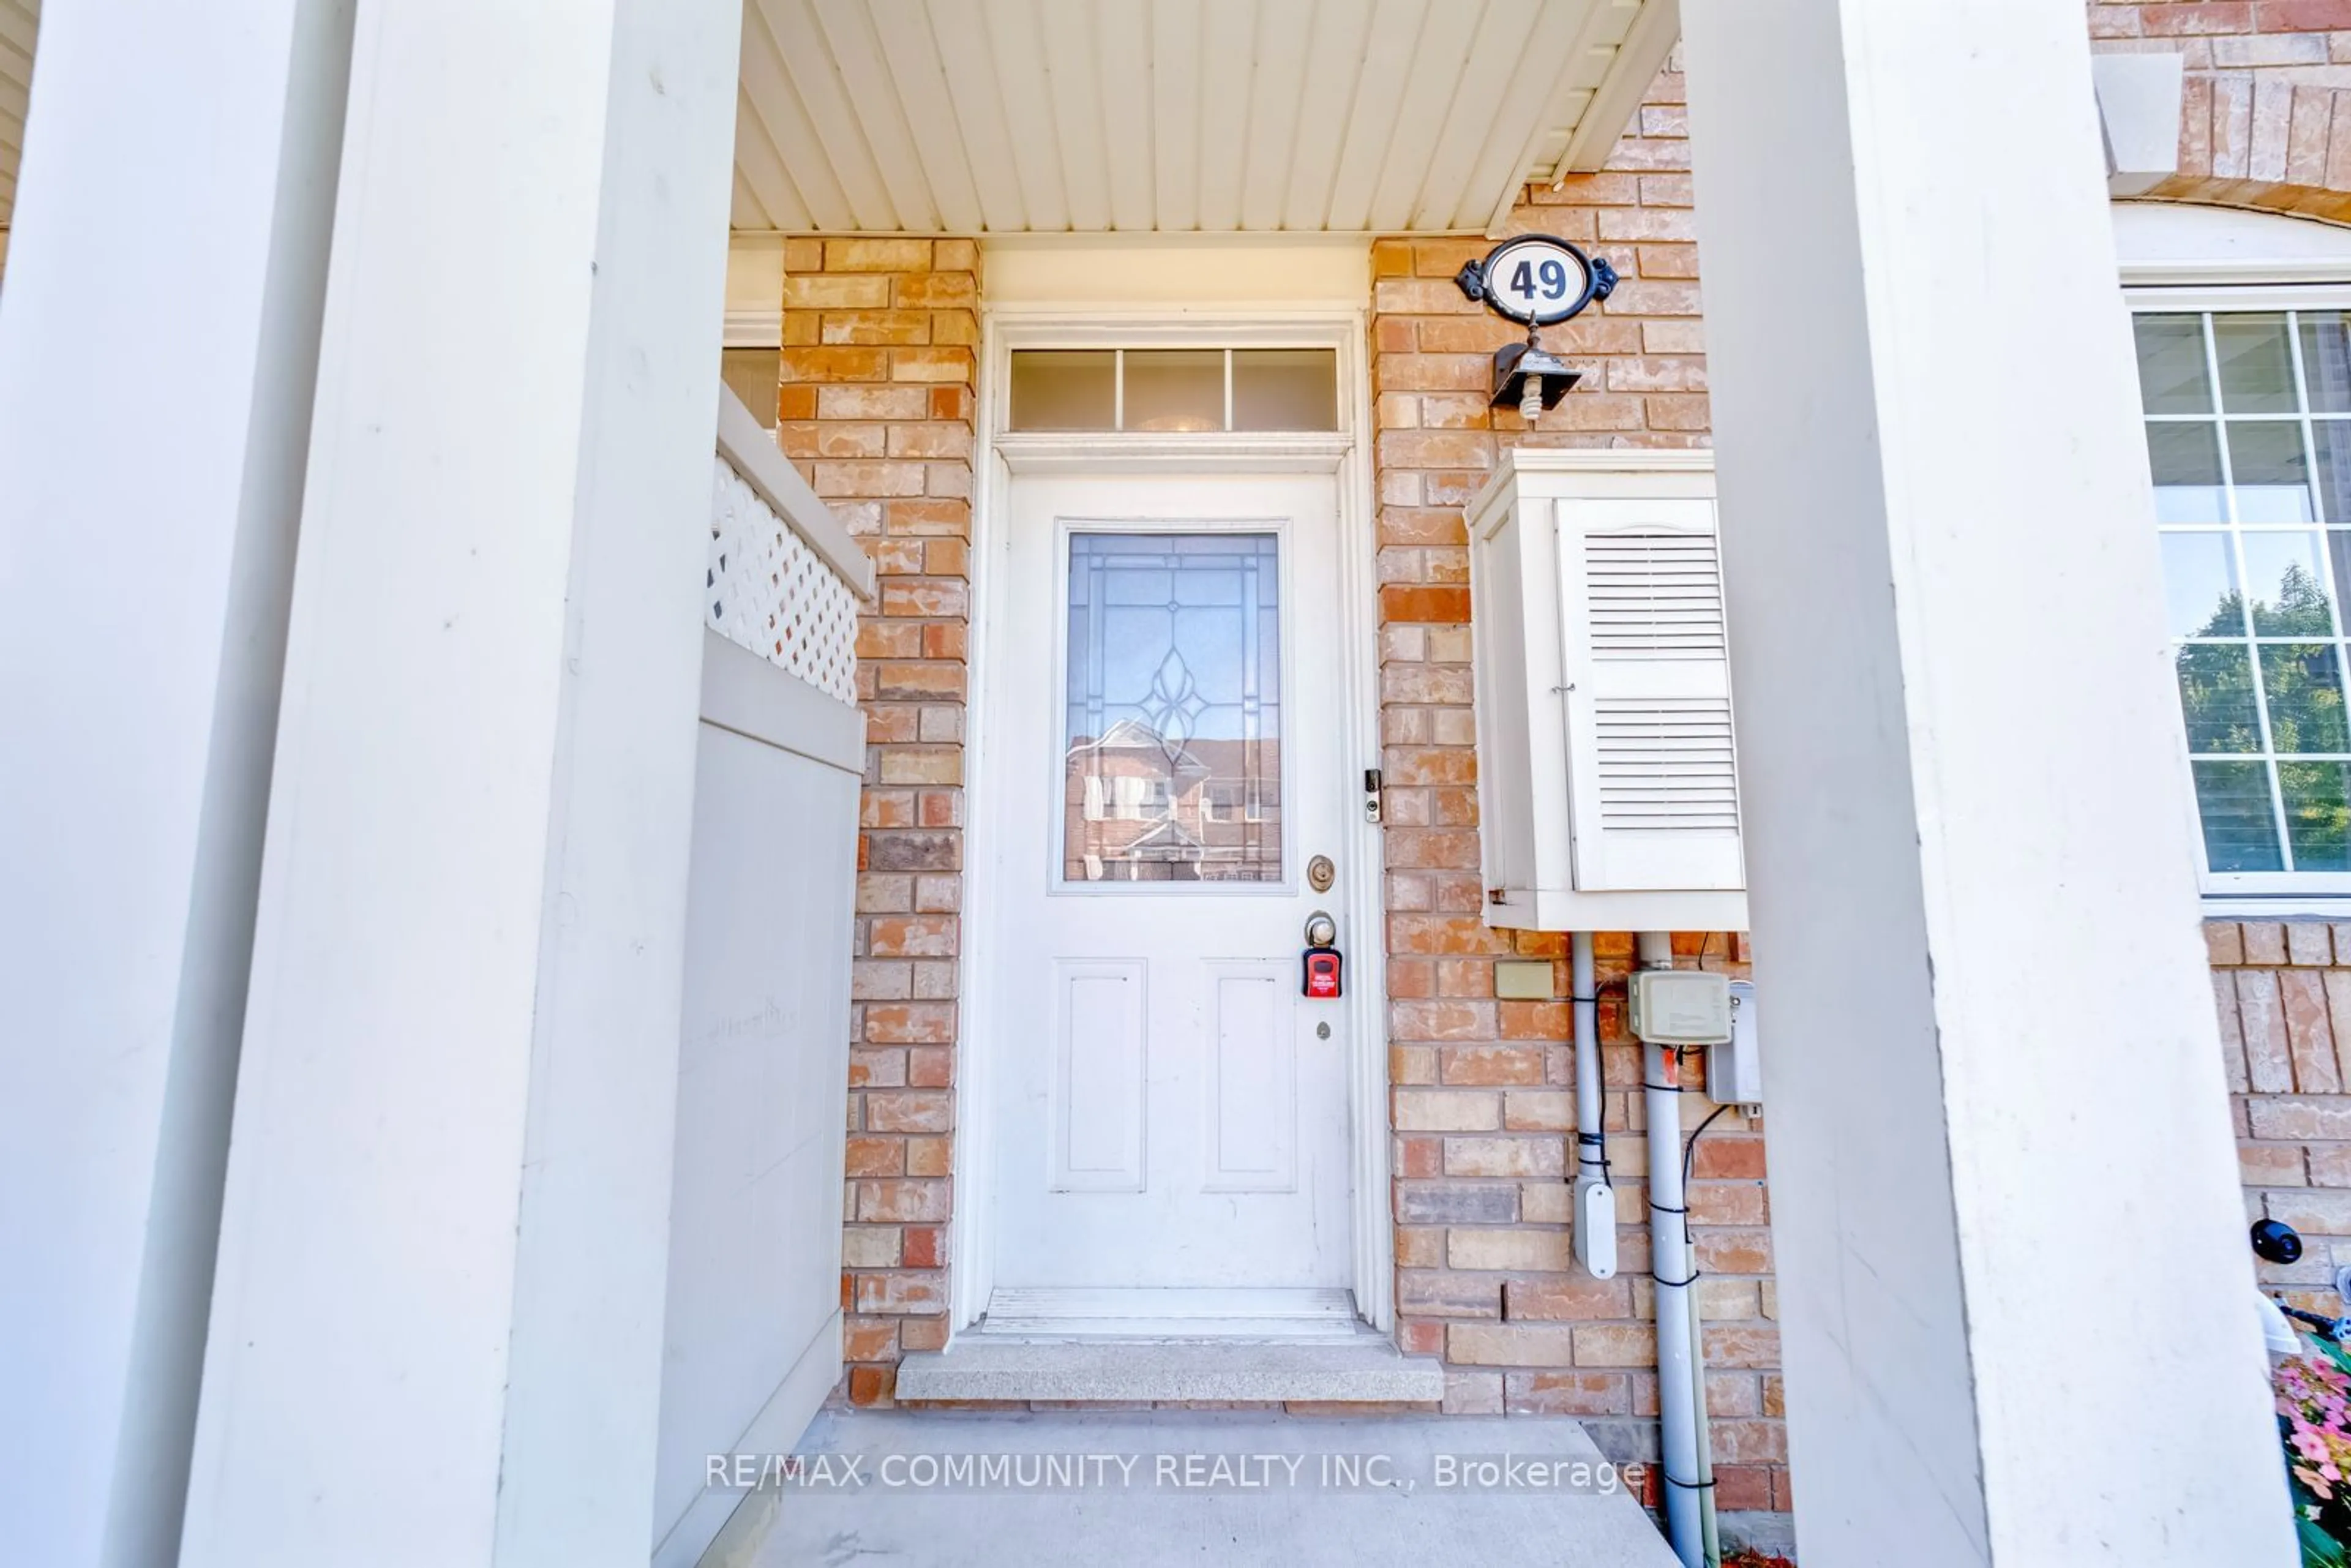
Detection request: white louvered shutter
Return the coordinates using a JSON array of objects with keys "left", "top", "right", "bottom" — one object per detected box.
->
[{"left": 1554, "top": 497, "right": 1745, "bottom": 892}]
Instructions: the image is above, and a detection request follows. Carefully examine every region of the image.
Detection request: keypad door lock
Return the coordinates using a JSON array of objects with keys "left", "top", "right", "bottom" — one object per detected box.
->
[{"left": 1302, "top": 910, "right": 1342, "bottom": 999}]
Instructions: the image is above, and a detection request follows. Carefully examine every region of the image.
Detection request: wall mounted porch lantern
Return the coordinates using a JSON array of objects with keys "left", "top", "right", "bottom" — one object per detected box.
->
[{"left": 1453, "top": 234, "right": 1618, "bottom": 422}]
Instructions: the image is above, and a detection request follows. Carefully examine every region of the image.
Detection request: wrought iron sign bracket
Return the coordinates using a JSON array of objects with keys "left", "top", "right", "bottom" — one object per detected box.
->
[{"left": 1453, "top": 235, "right": 1619, "bottom": 418}]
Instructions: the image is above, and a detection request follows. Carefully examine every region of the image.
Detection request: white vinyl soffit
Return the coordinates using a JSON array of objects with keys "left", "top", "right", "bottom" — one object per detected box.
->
[
  {"left": 730, "top": 0, "right": 1677, "bottom": 235},
  {"left": 0, "top": 0, "right": 38, "bottom": 229}
]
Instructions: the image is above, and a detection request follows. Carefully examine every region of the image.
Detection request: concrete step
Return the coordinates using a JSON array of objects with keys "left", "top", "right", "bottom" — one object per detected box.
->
[
  {"left": 894, "top": 1335, "right": 1445, "bottom": 1405},
  {"left": 721, "top": 1409, "right": 1685, "bottom": 1568}
]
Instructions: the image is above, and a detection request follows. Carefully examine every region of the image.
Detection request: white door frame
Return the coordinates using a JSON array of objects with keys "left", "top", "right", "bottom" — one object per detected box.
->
[{"left": 954, "top": 307, "right": 1392, "bottom": 1335}]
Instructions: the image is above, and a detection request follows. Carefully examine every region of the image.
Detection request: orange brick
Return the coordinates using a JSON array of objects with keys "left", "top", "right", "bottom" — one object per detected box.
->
[
  {"left": 823, "top": 309, "right": 934, "bottom": 345},
  {"left": 2246, "top": 1142, "right": 2309, "bottom": 1186},
  {"left": 865, "top": 907, "right": 954, "bottom": 959},
  {"left": 780, "top": 346, "right": 891, "bottom": 383},
  {"left": 844, "top": 1316, "right": 899, "bottom": 1362},
  {"left": 1502, "top": 1090, "right": 1575, "bottom": 1131},
  {"left": 818, "top": 383, "right": 931, "bottom": 421},
  {"left": 1506, "top": 1370, "right": 1629, "bottom": 1416},
  {"left": 1393, "top": 1089, "right": 1501, "bottom": 1131},
  {"left": 1571, "top": 1324, "right": 1660, "bottom": 1368},
  {"left": 888, "top": 422, "right": 975, "bottom": 459},
  {"left": 825, "top": 238, "right": 935, "bottom": 272},
  {"left": 1448, "top": 1227, "right": 1572, "bottom": 1270},
  {"left": 1448, "top": 1322, "right": 1580, "bottom": 1366},
  {"left": 876, "top": 748, "right": 963, "bottom": 787},
  {"left": 847, "top": 1046, "right": 906, "bottom": 1087},
  {"left": 903, "top": 1224, "right": 945, "bottom": 1268},
  {"left": 864, "top": 1090, "right": 952, "bottom": 1134},
  {"left": 894, "top": 271, "right": 979, "bottom": 308},
  {"left": 1703, "top": 1324, "right": 1782, "bottom": 1368},
  {"left": 785, "top": 273, "right": 891, "bottom": 309},
  {"left": 1714, "top": 1465, "right": 1774, "bottom": 1512},
  {"left": 1399, "top": 1318, "right": 1446, "bottom": 1356},
  {"left": 1692, "top": 1136, "right": 1768, "bottom": 1179},
  {"left": 1410, "top": 315, "right": 1531, "bottom": 354},
  {"left": 1381, "top": 583, "right": 1474, "bottom": 623},
  {"left": 1376, "top": 353, "right": 1493, "bottom": 393},
  {"left": 1444, "top": 1136, "right": 1564, "bottom": 1178},
  {"left": 1441, "top": 1045, "right": 1548, "bottom": 1086},
  {"left": 1390, "top": 1043, "right": 1439, "bottom": 1083},
  {"left": 1498, "top": 1000, "right": 1572, "bottom": 1040},
  {"left": 1392, "top": 999, "right": 1497, "bottom": 1042},
  {"left": 891, "top": 346, "right": 975, "bottom": 383},
  {"left": 858, "top": 1180, "right": 950, "bottom": 1223},
  {"left": 841, "top": 1227, "right": 901, "bottom": 1269},
  {"left": 813, "top": 460, "right": 928, "bottom": 498},
  {"left": 1377, "top": 427, "right": 1496, "bottom": 471},
  {"left": 863, "top": 1002, "right": 957, "bottom": 1046}
]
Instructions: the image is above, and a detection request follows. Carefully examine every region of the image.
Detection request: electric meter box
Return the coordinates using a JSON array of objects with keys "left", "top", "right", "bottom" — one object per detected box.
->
[
  {"left": 1627, "top": 969, "right": 1733, "bottom": 1047},
  {"left": 1467, "top": 449, "right": 1749, "bottom": 934}
]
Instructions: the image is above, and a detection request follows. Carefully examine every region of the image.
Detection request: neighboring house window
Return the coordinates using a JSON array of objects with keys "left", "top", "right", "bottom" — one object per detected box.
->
[{"left": 2133, "top": 306, "right": 2351, "bottom": 887}]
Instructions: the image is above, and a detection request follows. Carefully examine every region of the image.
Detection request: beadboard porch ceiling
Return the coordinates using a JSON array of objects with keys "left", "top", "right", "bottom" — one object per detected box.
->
[
  {"left": 730, "top": 0, "right": 1676, "bottom": 236},
  {"left": 0, "top": 0, "right": 37, "bottom": 228}
]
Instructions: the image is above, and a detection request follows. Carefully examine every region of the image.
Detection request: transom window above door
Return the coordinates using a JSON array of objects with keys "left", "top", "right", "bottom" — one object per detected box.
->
[
  {"left": 2134, "top": 308, "right": 2351, "bottom": 885},
  {"left": 1009, "top": 348, "right": 1337, "bottom": 433}
]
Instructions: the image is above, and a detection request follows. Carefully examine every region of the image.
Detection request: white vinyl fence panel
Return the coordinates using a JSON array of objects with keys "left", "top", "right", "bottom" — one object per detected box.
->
[{"left": 653, "top": 391, "right": 873, "bottom": 1568}]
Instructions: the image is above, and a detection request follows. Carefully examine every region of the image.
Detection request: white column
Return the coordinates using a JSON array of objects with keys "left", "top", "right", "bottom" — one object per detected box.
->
[
  {"left": 175, "top": 4, "right": 743, "bottom": 1564},
  {"left": 0, "top": 6, "right": 351, "bottom": 1566},
  {"left": 1682, "top": 4, "right": 2292, "bottom": 1564}
]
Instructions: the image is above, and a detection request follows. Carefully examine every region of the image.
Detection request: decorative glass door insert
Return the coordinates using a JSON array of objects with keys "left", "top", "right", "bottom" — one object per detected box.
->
[{"left": 1062, "top": 532, "right": 1282, "bottom": 884}]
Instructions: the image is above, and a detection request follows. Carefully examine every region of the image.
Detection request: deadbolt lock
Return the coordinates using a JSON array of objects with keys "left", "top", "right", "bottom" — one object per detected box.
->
[{"left": 1307, "top": 854, "right": 1336, "bottom": 893}]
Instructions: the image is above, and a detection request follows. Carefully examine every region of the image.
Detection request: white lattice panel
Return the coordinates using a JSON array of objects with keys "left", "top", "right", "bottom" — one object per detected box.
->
[{"left": 707, "top": 456, "right": 860, "bottom": 704}]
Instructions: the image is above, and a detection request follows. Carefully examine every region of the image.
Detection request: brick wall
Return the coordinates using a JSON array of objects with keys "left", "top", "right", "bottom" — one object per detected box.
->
[
  {"left": 2092, "top": 0, "right": 2351, "bottom": 217},
  {"left": 1367, "top": 66, "right": 1789, "bottom": 1521},
  {"left": 2212, "top": 920, "right": 2351, "bottom": 1305},
  {"left": 772, "top": 235, "right": 979, "bottom": 1406},
  {"left": 2091, "top": 0, "right": 2351, "bottom": 67}
]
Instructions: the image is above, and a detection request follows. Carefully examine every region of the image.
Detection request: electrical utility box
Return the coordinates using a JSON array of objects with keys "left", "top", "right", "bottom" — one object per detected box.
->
[
  {"left": 1468, "top": 449, "right": 1749, "bottom": 934},
  {"left": 1709, "top": 979, "right": 1763, "bottom": 1107},
  {"left": 1628, "top": 969, "right": 1734, "bottom": 1046}
]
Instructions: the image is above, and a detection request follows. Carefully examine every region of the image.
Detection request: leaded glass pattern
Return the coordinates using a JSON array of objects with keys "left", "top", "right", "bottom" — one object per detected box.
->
[{"left": 1062, "top": 533, "right": 1282, "bottom": 883}]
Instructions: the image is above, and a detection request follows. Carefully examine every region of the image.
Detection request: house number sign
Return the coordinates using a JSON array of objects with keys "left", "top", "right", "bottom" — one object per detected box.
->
[{"left": 1453, "top": 234, "right": 1617, "bottom": 328}]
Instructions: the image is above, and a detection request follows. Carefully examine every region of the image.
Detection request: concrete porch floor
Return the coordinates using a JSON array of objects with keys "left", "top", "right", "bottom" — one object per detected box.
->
[{"left": 713, "top": 1408, "right": 1682, "bottom": 1567}]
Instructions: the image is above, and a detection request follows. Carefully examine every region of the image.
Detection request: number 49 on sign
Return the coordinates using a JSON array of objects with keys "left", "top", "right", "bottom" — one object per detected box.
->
[{"left": 1452, "top": 234, "right": 1617, "bottom": 329}]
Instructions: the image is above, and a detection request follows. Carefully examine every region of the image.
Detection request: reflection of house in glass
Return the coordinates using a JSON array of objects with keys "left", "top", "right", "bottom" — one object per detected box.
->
[
  {"left": 1063, "top": 719, "right": 1281, "bottom": 882},
  {"left": 1062, "top": 531, "right": 1283, "bottom": 882}
]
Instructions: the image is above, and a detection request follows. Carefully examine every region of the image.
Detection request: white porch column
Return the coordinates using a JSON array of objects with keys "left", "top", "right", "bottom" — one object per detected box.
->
[
  {"left": 176, "top": 4, "right": 743, "bottom": 1564},
  {"left": 0, "top": 6, "right": 351, "bottom": 1566},
  {"left": 1682, "top": 5, "right": 2291, "bottom": 1565}
]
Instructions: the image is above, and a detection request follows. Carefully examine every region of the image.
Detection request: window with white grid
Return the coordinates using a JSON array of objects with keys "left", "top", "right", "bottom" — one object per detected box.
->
[{"left": 2135, "top": 308, "right": 2351, "bottom": 885}]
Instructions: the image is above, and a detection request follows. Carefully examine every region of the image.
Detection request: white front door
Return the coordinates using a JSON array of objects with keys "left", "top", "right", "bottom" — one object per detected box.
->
[{"left": 984, "top": 470, "right": 1354, "bottom": 1326}]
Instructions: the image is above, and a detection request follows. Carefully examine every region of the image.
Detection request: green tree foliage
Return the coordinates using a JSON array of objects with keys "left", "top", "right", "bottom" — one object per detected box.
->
[{"left": 2178, "top": 562, "right": 2351, "bottom": 869}]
